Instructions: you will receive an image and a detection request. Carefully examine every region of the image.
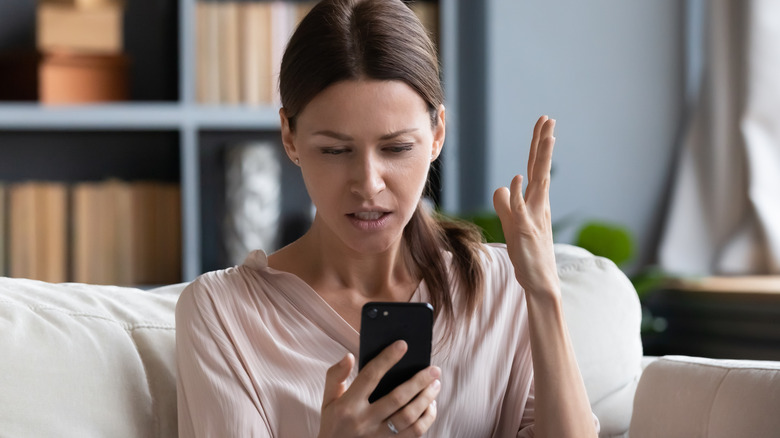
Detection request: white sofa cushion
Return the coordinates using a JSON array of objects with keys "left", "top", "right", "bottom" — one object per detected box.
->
[
  {"left": 556, "top": 243, "right": 644, "bottom": 438},
  {"left": 0, "top": 244, "right": 642, "bottom": 437},
  {"left": 0, "top": 277, "right": 186, "bottom": 438}
]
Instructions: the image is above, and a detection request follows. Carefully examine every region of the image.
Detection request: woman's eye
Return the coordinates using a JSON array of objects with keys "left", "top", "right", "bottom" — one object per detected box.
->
[
  {"left": 320, "top": 148, "right": 348, "bottom": 155},
  {"left": 385, "top": 144, "right": 414, "bottom": 153}
]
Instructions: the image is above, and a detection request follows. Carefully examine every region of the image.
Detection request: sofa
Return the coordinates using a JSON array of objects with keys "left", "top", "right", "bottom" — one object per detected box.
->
[{"left": 1, "top": 244, "right": 778, "bottom": 437}]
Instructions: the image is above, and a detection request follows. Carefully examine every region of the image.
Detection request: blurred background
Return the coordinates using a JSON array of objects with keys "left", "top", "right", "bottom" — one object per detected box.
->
[{"left": 0, "top": 0, "right": 778, "bottom": 360}]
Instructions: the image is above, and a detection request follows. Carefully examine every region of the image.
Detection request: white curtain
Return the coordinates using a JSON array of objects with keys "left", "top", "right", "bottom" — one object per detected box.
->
[{"left": 659, "top": 0, "right": 780, "bottom": 275}]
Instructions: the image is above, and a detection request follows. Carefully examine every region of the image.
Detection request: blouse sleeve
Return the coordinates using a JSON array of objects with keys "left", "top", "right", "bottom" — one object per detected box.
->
[{"left": 176, "top": 280, "right": 273, "bottom": 438}]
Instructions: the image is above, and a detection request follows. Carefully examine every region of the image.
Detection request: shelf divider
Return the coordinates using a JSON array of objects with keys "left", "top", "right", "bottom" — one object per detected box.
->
[{"left": 0, "top": 103, "right": 281, "bottom": 130}]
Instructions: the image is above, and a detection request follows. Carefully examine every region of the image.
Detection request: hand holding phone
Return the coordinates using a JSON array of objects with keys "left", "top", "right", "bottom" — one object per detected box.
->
[{"left": 358, "top": 302, "right": 434, "bottom": 403}]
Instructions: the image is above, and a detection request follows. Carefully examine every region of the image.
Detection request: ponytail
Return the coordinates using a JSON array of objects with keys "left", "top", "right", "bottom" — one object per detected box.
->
[{"left": 403, "top": 201, "right": 486, "bottom": 340}]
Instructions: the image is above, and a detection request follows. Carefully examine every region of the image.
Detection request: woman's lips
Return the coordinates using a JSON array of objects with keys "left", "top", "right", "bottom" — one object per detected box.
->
[{"left": 347, "top": 212, "right": 392, "bottom": 231}]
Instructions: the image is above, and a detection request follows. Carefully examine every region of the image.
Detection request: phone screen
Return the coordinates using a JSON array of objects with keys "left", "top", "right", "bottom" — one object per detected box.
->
[{"left": 358, "top": 302, "right": 434, "bottom": 403}]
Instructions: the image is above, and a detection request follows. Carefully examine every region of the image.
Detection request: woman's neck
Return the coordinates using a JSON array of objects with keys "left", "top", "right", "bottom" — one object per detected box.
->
[{"left": 269, "top": 222, "right": 419, "bottom": 303}]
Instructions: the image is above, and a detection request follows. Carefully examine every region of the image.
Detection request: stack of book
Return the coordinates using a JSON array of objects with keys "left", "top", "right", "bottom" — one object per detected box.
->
[
  {"left": 196, "top": 0, "right": 317, "bottom": 106},
  {"left": 195, "top": 0, "right": 440, "bottom": 107},
  {"left": 0, "top": 180, "right": 181, "bottom": 286},
  {"left": 36, "top": 0, "right": 129, "bottom": 104}
]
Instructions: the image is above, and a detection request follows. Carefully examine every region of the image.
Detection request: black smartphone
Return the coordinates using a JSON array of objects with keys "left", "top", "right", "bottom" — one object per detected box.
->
[{"left": 358, "top": 302, "right": 434, "bottom": 403}]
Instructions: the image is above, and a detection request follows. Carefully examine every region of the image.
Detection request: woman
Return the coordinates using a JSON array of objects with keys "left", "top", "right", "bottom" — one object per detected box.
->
[{"left": 176, "top": 0, "right": 598, "bottom": 436}]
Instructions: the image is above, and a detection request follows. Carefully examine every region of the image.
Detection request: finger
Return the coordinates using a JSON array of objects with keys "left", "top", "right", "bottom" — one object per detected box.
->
[
  {"left": 384, "top": 377, "right": 441, "bottom": 432},
  {"left": 509, "top": 174, "right": 524, "bottom": 212},
  {"left": 322, "top": 353, "right": 355, "bottom": 408},
  {"left": 372, "top": 365, "right": 441, "bottom": 419},
  {"left": 351, "top": 340, "right": 408, "bottom": 401},
  {"left": 493, "top": 186, "right": 512, "bottom": 225},
  {"left": 527, "top": 115, "right": 548, "bottom": 182},
  {"left": 528, "top": 121, "right": 556, "bottom": 207},
  {"left": 399, "top": 399, "right": 437, "bottom": 438}
]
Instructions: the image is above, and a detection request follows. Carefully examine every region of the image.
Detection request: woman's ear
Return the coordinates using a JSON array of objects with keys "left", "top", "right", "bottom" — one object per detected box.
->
[
  {"left": 431, "top": 104, "right": 446, "bottom": 162},
  {"left": 279, "top": 108, "right": 300, "bottom": 165}
]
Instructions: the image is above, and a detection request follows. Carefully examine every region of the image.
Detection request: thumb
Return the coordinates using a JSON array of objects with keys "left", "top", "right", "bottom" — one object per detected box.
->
[{"left": 322, "top": 353, "right": 354, "bottom": 409}]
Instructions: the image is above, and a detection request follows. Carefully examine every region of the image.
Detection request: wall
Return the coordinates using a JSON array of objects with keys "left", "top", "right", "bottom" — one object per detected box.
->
[{"left": 482, "top": 0, "right": 685, "bottom": 271}]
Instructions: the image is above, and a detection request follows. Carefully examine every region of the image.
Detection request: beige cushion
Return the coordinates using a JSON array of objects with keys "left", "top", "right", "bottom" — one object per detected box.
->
[
  {"left": 0, "top": 277, "right": 186, "bottom": 438},
  {"left": 556, "top": 244, "right": 644, "bottom": 438},
  {"left": 630, "top": 355, "right": 780, "bottom": 438}
]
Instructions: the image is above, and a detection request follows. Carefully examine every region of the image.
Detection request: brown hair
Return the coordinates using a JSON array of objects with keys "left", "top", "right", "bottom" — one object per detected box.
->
[{"left": 279, "top": 0, "right": 486, "bottom": 330}]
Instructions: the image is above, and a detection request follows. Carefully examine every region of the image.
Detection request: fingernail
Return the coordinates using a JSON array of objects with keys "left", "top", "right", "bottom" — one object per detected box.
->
[
  {"left": 395, "top": 340, "right": 407, "bottom": 351},
  {"left": 431, "top": 379, "right": 441, "bottom": 390},
  {"left": 431, "top": 400, "right": 437, "bottom": 410},
  {"left": 429, "top": 366, "right": 441, "bottom": 378}
]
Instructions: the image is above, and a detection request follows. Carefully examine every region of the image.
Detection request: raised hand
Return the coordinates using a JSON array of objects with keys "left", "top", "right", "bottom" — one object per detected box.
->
[
  {"left": 492, "top": 115, "right": 560, "bottom": 300},
  {"left": 318, "top": 341, "right": 441, "bottom": 438}
]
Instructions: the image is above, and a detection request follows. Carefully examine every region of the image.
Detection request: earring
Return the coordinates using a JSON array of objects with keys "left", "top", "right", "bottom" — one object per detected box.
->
[{"left": 295, "top": 158, "right": 300, "bottom": 165}]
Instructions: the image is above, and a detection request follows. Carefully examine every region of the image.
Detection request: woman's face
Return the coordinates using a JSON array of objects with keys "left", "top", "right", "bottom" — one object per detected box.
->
[{"left": 281, "top": 79, "right": 445, "bottom": 255}]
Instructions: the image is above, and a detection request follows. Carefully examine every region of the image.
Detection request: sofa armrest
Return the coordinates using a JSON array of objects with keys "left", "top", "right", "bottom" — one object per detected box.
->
[{"left": 629, "top": 355, "right": 780, "bottom": 438}]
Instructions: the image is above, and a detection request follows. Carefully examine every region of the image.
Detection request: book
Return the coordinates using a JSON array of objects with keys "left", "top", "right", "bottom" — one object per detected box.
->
[
  {"left": 71, "top": 182, "right": 99, "bottom": 283},
  {"left": 131, "top": 181, "right": 157, "bottom": 284},
  {"left": 0, "top": 183, "right": 5, "bottom": 276},
  {"left": 9, "top": 182, "right": 67, "bottom": 283},
  {"left": 37, "top": 3, "right": 124, "bottom": 54},
  {"left": 39, "top": 0, "right": 125, "bottom": 8},
  {"left": 269, "top": 1, "right": 294, "bottom": 106},
  {"left": 9, "top": 184, "right": 34, "bottom": 281},
  {"left": 71, "top": 180, "right": 181, "bottom": 285},
  {"left": 109, "top": 180, "right": 135, "bottom": 285},
  {"left": 218, "top": 0, "right": 242, "bottom": 105},
  {"left": 153, "top": 183, "right": 182, "bottom": 285},
  {"left": 242, "top": 0, "right": 274, "bottom": 105},
  {"left": 37, "top": 183, "right": 68, "bottom": 283},
  {"left": 196, "top": 0, "right": 222, "bottom": 104}
]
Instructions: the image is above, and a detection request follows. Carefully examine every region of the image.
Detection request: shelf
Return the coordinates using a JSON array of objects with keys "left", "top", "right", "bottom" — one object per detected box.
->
[
  {"left": 190, "top": 105, "right": 281, "bottom": 130},
  {"left": 1, "top": 0, "right": 456, "bottom": 283},
  {"left": 0, "top": 103, "right": 281, "bottom": 130}
]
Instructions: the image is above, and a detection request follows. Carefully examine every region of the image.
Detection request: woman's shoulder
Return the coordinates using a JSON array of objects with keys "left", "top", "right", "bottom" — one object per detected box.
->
[{"left": 177, "top": 250, "right": 275, "bottom": 313}]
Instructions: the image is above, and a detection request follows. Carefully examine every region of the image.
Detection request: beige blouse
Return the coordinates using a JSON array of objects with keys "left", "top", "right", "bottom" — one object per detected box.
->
[{"left": 177, "top": 244, "right": 554, "bottom": 437}]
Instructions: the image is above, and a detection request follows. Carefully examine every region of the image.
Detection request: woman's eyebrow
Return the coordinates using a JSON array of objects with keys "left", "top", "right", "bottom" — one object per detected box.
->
[
  {"left": 379, "top": 128, "right": 418, "bottom": 140},
  {"left": 311, "top": 128, "right": 419, "bottom": 141}
]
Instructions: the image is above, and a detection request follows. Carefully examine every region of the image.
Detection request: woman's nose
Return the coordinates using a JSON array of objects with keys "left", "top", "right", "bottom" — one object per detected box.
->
[{"left": 350, "top": 154, "right": 386, "bottom": 199}]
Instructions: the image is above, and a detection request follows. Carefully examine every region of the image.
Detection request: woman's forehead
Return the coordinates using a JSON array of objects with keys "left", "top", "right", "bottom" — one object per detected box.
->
[{"left": 295, "top": 79, "right": 431, "bottom": 134}]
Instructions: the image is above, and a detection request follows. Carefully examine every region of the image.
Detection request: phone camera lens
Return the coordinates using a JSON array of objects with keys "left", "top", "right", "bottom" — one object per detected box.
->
[{"left": 367, "top": 308, "right": 378, "bottom": 319}]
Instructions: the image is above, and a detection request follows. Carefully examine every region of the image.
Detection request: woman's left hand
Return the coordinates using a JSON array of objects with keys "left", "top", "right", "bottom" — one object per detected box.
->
[{"left": 492, "top": 115, "right": 560, "bottom": 300}]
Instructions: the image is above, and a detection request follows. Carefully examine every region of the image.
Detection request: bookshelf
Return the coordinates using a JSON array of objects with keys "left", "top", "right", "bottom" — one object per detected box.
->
[{"left": 0, "top": 0, "right": 474, "bottom": 284}]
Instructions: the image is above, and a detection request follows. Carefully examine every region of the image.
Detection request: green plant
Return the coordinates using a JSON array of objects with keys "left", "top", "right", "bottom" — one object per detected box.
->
[
  {"left": 572, "top": 220, "right": 667, "bottom": 299},
  {"left": 461, "top": 211, "right": 505, "bottom": 243},
  {"left": 574, "top": 221, "right": 634, "bottom": 268}
]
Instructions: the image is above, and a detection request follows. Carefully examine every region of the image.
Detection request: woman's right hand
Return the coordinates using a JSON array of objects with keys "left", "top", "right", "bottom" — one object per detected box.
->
[{"left": 318, "top": 341, "right": 441, "bottom": 438}]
